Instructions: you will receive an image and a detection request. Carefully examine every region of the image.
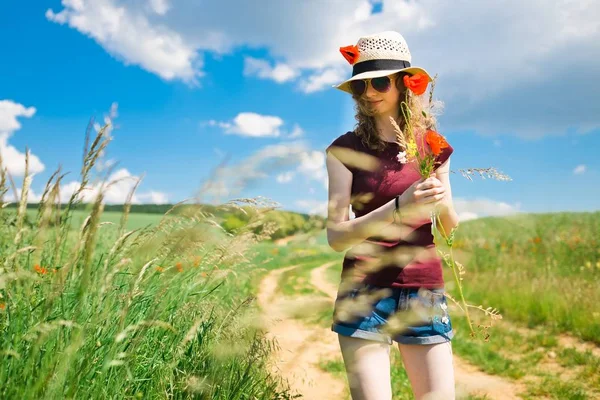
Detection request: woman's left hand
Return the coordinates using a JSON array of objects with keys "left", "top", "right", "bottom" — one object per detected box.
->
[{"left": 416, "top": 173, "right": 451, "bottom": 213}]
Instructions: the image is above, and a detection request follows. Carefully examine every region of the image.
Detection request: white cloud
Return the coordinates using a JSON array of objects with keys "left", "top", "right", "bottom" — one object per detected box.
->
[
  {"left": 7, "top": 168, "right": 169, "bottom": 205},
  {"left": 453, "top": 197, "right": 522, "bottom": 221},
  {"left": 212, "top": 112, "right": 283, "bottom": 138},
  {"left": 149, "top": 0, "right": 170, "bottom": 15},
  {"left": 298, "top": 68, "right": 347, "bottom": 94},
  {"left": 297, "top": 150, "right": 327, "bottom": 188},
  {"left": 0, "top": 101, "right": 167, "bottom": 205},
  {"left": 573, "top": 164, "right": 586, "bottom": 175},
  {"left": 6, "top": 187, "right": 43, "bottom": 204},
  {"left": 0, "top": 100, "right": 45, "bottom": 177},
  {"left": 243, "top": 57, "right": 299, "bottom": 83},
  {"left": 59, "top": 168, "right": 169, "bottom": 204},
  {"left": 276, "top": 171, "right": 294, "bottom": 183},
  {"left": 46, "top": 0, "right": 202, "bottom": 83},
  {"left": 287, "top": 124, "right": 304, "bottom": 139},
  {"left": 48, "top": 0, "right": 600, "bottom": 137},
  {"left": 457, "top": 211, "right": 479, "bottom": 222},
  {"left": 198, "top": 141, "right": 310, "bottom": 203},
  {"left": 137, "top": 190, "right": 169, "bottom": 204},
  {"left": 295, "top": 199, "right": 328, "bottom": 217},
  {"left": 206, "top": 113, "right": 306, "bottom": 139}
]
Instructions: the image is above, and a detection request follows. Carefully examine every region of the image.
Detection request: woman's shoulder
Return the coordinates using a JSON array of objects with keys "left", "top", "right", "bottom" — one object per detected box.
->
[{"left": 325, "top": 130, "right": 359, "bottom": 153}]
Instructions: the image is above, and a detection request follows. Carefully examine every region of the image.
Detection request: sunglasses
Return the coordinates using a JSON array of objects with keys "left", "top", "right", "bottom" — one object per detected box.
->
[{"left": 349, "top": 75, "right": 393, "bottom": 96}]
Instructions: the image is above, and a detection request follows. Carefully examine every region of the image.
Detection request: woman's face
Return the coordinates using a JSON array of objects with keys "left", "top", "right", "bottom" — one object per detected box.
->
[{"left": 360, "top": 73, "right": 407, "bottom": 116}]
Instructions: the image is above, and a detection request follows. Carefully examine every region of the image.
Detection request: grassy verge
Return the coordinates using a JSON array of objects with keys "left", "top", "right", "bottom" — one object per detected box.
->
[{"left": 0, "top": 125, "right": 300, "bottom": 399}]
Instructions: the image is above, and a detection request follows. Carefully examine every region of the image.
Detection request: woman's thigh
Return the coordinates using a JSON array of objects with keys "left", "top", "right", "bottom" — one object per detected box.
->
[
  {"left": 338, "top": 334, "right": 393, "bottom": 400},
  {"left": 397, "top": 341, "right": 455, "bottom": 400}
]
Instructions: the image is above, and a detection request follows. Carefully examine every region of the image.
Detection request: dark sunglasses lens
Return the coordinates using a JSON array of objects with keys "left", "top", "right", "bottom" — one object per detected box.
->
[
  {"left": 349, "top": 80, "right": 366, "bottom": 96},
  {"left": 372, "top": 76, "right": 391, "bottom": 92}
]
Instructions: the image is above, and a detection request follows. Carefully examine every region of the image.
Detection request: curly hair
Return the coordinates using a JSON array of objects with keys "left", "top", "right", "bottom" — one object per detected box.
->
[{"left": 351, "top": 72, "right": 432, "bottom": 152}]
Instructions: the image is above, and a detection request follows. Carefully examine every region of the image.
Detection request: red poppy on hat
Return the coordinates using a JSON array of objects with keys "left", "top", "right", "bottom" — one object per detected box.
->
[{"left": 340, "top": 45, "right": 360, "bottom": 65}]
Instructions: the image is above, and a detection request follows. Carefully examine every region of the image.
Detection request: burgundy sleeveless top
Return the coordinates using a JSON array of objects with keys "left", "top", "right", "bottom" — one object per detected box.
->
[{"left": 326, "top": 130, "right": 454, "bottom": 289}]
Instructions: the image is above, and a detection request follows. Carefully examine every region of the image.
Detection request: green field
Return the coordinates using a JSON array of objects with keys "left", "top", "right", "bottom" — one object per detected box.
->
[
  {"left": 266, "top": 212, "right": 600, "bottom": 399},
  {"left": 2, "top": 189, "right": 599, "bottom": 399}
]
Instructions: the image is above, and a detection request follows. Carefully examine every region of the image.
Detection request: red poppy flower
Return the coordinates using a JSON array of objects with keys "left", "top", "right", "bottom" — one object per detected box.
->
[
  {"left": 34, "top": 264, "right": 47, "bottom": 275},
  {"left": 425, "top": 130, "right": 449, "bottom": 156},
  {"left": 340, "top": 45, "right": 360, "bottom": 65},
  {"left": 403, "top": 73, "right": 429, "bottom": 95}
]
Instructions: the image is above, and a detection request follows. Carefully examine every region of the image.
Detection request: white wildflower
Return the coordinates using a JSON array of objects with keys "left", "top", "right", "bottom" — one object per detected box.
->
[{"left": 396, "top": 150, "right": 407, "bottom": 163}]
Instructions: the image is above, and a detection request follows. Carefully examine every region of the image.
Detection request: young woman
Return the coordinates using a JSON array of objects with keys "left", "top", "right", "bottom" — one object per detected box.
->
[{"left": 325, "top": 31, "right": 459, "bottom": 400}]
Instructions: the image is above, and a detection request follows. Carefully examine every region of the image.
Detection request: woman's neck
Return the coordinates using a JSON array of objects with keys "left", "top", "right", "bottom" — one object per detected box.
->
[{"left": 373, "top": 113, "right": 402, "bottom": 142}]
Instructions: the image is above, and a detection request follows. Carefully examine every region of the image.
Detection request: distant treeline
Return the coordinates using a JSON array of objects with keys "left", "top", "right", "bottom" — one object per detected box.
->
[
  {"left": 3, "top": 203, "right": 192, "bottom": 214},
  {"left": 3, "top": 202, "right": 327, "bottom": 239}
]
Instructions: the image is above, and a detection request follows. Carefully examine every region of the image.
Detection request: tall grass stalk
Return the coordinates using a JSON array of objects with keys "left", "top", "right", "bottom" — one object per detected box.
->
[{"left": 0, "top": 121, "right": 293, "bottom": 399}]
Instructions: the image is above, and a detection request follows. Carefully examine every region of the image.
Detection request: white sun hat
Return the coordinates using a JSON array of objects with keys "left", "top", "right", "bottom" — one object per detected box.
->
[{"left": 332, "top": 31, "right": 432, "bottom": 94}]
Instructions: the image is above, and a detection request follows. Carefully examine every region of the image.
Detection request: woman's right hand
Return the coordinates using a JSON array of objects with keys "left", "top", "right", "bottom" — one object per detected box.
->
[{"left": 397, "top": 173, "right": 446, "bottom": 221}]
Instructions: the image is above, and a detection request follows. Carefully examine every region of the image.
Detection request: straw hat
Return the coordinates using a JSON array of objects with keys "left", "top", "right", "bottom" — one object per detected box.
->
[{"left": 332, "top": 31, "right": 432, "bottom": 94}]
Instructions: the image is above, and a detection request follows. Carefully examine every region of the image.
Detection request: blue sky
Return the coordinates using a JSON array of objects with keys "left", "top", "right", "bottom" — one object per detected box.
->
[{"left": 1, "top": 0, "right": 599, "bottom": 220}]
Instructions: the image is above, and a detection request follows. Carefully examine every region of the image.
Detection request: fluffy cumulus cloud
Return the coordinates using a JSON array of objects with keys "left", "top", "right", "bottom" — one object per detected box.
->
[
  {"left": 243, "top": 57, "right": 299, "bottom": 83},
  {"left": 573, "top": 164, "right": 586, "bottom": 175},
  {"left": 453, "top": 198, "right": 522, "bottom": 221},
  {"left": 46, "top": 0, "right": 203, "bottom": 83},
  {"left": 6, "top": 168, "right": 169, "bottom": 205},
  {"left": 0, "top": 100, "right": 45, "bottom": 177},
  {"left": 47, "top": 0, "right": 600, "bottom": 138},
  {"left": 204, "top": 112, "right": 304, "bottom": 138},
  {"left": 276, "top": 171, "right": 294, "bottom": 183}
]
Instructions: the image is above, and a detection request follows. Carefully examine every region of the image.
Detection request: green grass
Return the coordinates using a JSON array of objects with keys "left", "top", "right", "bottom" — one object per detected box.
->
[
  {"left": 0, "top": 127, "right": 303, "bottom": 399},
  {"left": 0, "top": 215, "right": 295, "bottom": 399},
  {"left": 438, "top": 211, "right": 600, "bottom": 344},
  {"left": 3, "top": 130, "right": 599, "bottom": 400},
  {"left": 317, "top": 212, "right": 600, "bottom": 397},
  {"left": 450, "top": 316, "right": 527, "bottom": 379},
  {"left": 523, "top": 375, "right": 589, "bottom": 400}
]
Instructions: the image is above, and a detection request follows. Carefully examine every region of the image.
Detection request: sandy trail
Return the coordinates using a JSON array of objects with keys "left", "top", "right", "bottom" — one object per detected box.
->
[{"left": 257, "top": 264, "right": 348, "bottom": 399}]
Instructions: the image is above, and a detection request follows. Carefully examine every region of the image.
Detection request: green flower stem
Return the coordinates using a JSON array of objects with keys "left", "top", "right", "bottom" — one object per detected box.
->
[{"left": 433, "top": 211, "right": 475, "bottom": 337}]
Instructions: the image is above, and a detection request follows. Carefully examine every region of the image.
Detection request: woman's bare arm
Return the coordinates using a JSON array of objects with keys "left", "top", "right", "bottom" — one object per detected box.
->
[
  {"left": 434, "top": 158, "right": 459, "bottom": 237},
  {"left": 326, "top": 152, "right": 397, "bottom": 252}
]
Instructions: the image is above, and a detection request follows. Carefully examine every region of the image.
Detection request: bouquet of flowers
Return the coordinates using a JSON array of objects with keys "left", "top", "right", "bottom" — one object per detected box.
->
[{"left": 390, "top": 73, "right": 509, "bottom": 340}]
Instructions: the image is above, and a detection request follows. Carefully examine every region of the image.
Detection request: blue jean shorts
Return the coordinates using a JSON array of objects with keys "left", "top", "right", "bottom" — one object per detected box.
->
[{"left": 331, "top": 283, "right": 454, "bottom": 345}]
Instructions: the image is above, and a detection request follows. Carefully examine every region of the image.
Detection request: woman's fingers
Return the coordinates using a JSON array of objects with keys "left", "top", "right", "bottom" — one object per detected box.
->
[
  {"left": 416, "top": 179, "right": 443, "bottom": 190},
  {"left": 418, "top": 187, "right": 445, "bottom": 197},
  {"left": 418, "top": 188, "right": 445, "bottom": 203}
]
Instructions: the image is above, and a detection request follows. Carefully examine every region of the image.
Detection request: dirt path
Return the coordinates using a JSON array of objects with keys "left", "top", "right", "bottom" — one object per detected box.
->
[
  {"left": 310, "top": 262, "right": 526, "bottom": 400},
  {"left": 257, "top": 264, "right": 348, "bottom": 399}
]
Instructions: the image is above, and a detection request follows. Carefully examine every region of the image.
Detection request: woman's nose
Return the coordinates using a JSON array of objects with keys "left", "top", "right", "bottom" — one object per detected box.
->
[{"left": 364, "top": 81, "right": 378, "bottom": 98}]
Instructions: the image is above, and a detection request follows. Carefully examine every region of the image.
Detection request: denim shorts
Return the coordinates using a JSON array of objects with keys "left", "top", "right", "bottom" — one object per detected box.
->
[{"left": 331, "top": 283, "right": 454, "bottom": 345}]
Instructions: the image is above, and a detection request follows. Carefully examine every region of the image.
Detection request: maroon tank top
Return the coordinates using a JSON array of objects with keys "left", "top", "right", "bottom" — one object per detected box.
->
[{"left": 326, "top": 130, "right": 454, "bottom": 289}]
